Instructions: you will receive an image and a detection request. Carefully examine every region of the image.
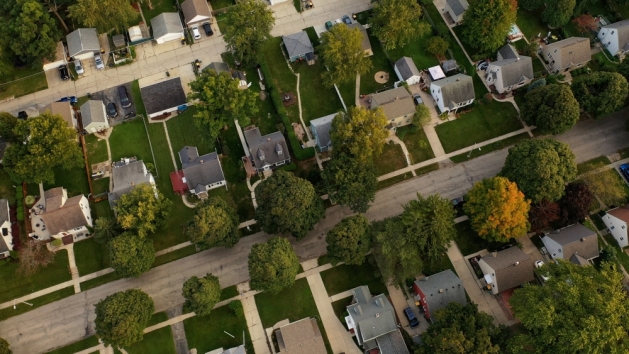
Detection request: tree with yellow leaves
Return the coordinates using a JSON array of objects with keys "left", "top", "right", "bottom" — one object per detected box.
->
[{"left": 464, "top": 177, "right": 530, "bottom": 242}]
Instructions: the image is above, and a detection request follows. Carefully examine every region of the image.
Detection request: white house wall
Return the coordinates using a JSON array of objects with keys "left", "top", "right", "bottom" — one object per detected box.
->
[
  {"left": 79, "top": 196, "right": 93, "bottom": 228},
  {"left": 542, "top": 236, "right": 564, "bottom": 260},
  {"left": 0, "top": 220, "right": 13, "bottom": 252},
  {"left": 148, "top": 106, "right": 179, "bottom": 118},
  {"left": 75, "top": 52, "right": 96, "bottom": 61},
  {"left": 155, "top": 32, "right": 184, "bottom": 44},
  {"left": 603, "top": 214, "right": 629, "bottom": 248},
  {"left": 86, "top": 121, "right": 109, "bottom": 133},
  {"left": 430, "top": 86, "right": 446, "bottom": 113},
  {"left": 598, "top": 30, "right": 620, "bottom": 56},
  {"left": 478, "top": 260, "right": 499, "bottom": 294}
]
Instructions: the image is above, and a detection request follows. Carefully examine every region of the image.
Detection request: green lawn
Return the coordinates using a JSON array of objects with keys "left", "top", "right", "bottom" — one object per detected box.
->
[
  {"left": 92, "top": 178, "right": 110, "bottom": 195},
  {"left": 39, "top": 164, "right": 90, "bottom": 198},
  {"left": 91, "top": 200, "right": 114, "bottom": 219},
  {"left": 109, "top": 118, "right": 155, "bottom": 165},
  {"left": 261, "top": 37, "right": 301, "bottom": 122},
  {"left": 291, "top": 60, "right": 344, "bottom": 125},
  {"left": 141, "top": 0, "right": 177, "bottom": 23},
  {"left": 422, "top": 254, "right": 456, "bottom": 276},
  {"left": 255, "top": 278, "right": 320, "bottom": 327},
  {"left": 125, "top": 324, "right": 175, "bottom": 354},
  {"left": 166, "top": 107, "right": 215, "bottom": 170},
  {"left": 152, "top": 244, "right": 197, "bottom": 267},
  {"left": 0, "top": 67, "right": 48, "bottom": 100},
  {"left": 398, "top": 127, "right": 435, "bottom": 164},
  {"left": 377, "top": 172, "right": 414, "bottom": 190},
  {"left": 454, "top": 220, "right": 511, "bottom": 256},
  {"left": 331, "top": 298, "right": 350, "bottom": 324},
  {"left": 0, "top": 286, "right": 75, "bottom": 321},
  {"left": 435, "top": 101, "right": 522, "bottom": 153},
  {"left": 0, "top": 169, "right": 17, "bottom": 203},
  {"left": 415, "top": 163, "right": 440, "bottom": 176},
  {"left": 515, "top": 8, "right": 547, "bottom": 40},
  {"left": 220, "top": 285, "right": 239, "bottom": 301},
  {"left": 74, "top": 238, "right": 110, "bottom": 275},
  {"left": 577, "top": 156, "right": 610, "bottom": 175},
  {"left": 360, "top": 30, "right": 396, "bottom": 95},
  {"left": 373, "top": 143, "right": 407, "bottom": 176},
  {"left": 184, "top": 303, "right": 254, "bottom": 353},
  {"left": 45, "top": 336, "right": 100, "bottom": 354},
  {"left": 211, "top": 0, "right": 234, "bottom": 10},
  {"left": 449, "top": 133, "right": 530, "bottom": 163},
  {"left": 84, "top": 134, "right": 109, "bottom": 169},
  {"left": 319, "top": 257, "right": 388, "bottom": 296},
  {"left": 80, "top": 271, "right": 123, "bottom": 291},
  {"left": 386, "top": 25, "right": 440, "bottom": 70},
  {"left": 337, "top": 80, "right": 355, "bottom": 108}
]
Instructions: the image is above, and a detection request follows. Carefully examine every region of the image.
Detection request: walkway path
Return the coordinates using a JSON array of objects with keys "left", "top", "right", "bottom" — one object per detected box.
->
[
  {"left": 406, "top": 85, "right": 446, "bottom": 157},
  {"left": 65, "top": 244, "right": 81, "bottom": 294},
  {"left": 242, "top": 295, "right": 271, "bottom": 354},
  {"left": 166, "top": 305, "right": 190, "bottom": 354},
  {"left": 162, "top": 122, "right": 179, "bottom": 171},
  {"left": 387, "top": 134, "right": 416, "bottom": 176},
  {"left": 105, "top": 138, "right": 113, "bottom": 191},
  {"left": 355, "top": 74, "right": 361, "bottom": 106},
  {"left": 295, "top": 73, "right": 313, "bottom": 141}
]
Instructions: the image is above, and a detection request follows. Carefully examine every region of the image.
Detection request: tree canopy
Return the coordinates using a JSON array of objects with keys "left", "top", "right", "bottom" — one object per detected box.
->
[
  {"left": 571, "top": 71, "right": 629, "bottom": 119},
  {"left": 93, "top": 217, "right": 122, "bottom": 244},
  {"left": 528, "top": 200, "right": 560, "bottom": 234},
  {"left": 542, "top": 0, "right": 576, "bottom": 27},
  {"left": 68, "top": 0, "right": 138, "bottom": 33},
  {"left": 326, "top": 215, "right": 372, "bottom": 265},
  {"left": 3, "top": 113, "right": 82, "bottom": 184},
  {"left": 582, "top": 169, "right": 627, "bottom": 207},
  {"left": 319, "top": 24, "right": 373, "bottom": 86},
  {"left": 425, "top": 36, "right": 450, "bottom": 57},
  {"left": 464, "top": 177, "right": 530, "bottom": 242},
  {"left": 322, "top": 153, "right": 377, "bottom": 213},
  {"left": 248, "top": 237, "right": 300, "bottom": 293},
  {"left": 412, "top": 104, "right": 431, "bottom": 130},
  {"left": 330, "top": 107, "right": 388, "bottom": 164},
  {"left": 557, "top": 182, "right": 592, "bottom": 225},
  {"left": 0, "top": 338, "right": 10, "bottom": 354},
  {"left": 115, "top": 185, "right": 172, "bottom": 237},
  {"left": 0, "top": 113, "right": 17, "bottom": 143},
  {"left": 519, "top": 0, "right": 543, "bottom": 11},
  {"left": 500, "top": 139, "right": 577, "bottom": 203},
  {"left": 182, "top": 274, "right": 221, "bottom": 317},
  {"left": 255, "top": 170, "right": 325, "bottom": 240},
  {"left": 520, "top": 84, "right": 580, "bottom": 135},
  {"left": 223, "top": 0, "right": 274, "bottom": 64},
  {"left": 94, "top": 289, "right": 154, "bottom": 348},
  {"left": 109, "top": 232, "right": 155, "bottom": 278},
  {"left": 462, "top": 0, "right": 517, "bottom": 54},
  {"left": 371, "top": 0, "right": 430, "bottom": 50},
  {"left": 187, "top": 197, "right": 240, "bottom": 249}
]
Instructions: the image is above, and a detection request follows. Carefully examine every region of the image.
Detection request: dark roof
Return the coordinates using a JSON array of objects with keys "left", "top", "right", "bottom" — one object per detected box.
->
[
  {"left": 204, "top": 62, "right": 230, "bottom": 74},
  {"left": 140, "top": 77, "right": 187, "bottom": 115},
  {"left": 282, "top": 31, "right": 314, "bottom": 58},
  {"left": 431, "top": 74, "right": 474, "bottom": 109},
  {"left": 112, "top": 34, "right": 126, "bottom": 48},
  {"left": 414, "top": 270, "right": 466, "bottom": 316},
  {"left": 442, "top": 59, "right": 458, "bottom": 72},
  {"left": 244, "top": 127, "right": 290, "bottom": 170},
  {"left": 491, "top": 56, "right": 534, "bottom": 87},
  {"left": 395, "top": 57, "right": 420, "bottom": 80},
  {"left": 446, "top": 0, "right": 469, "bottom": 16},
  {"left": 0, "top": 199, "right": 8, "bottom": 225},
  {"left": 481, "top": 247, "right": 534, "bottom": 293},
  {"left": 607, "top": 205, "right": 629, "bottom": 223},
  {"left": 546, "top": 224, "right": 599, "bottom": 260},
  {"left": 497, "top": 44, "right": 519, "bottom": 60},
  {"left": 310, "top": 114, "right": 336, "bottom": 149},
  {"left": 347, "top": 286, "right": 398, "bottom": 344},
  {"left": 375, "top": 330, "right": 410, "bottom": 354},
  {"left": 178, "top": 147, "right": 225, "bottom": 190},
  {"left": 570, "top": 253, "right": 590, "bottom": 266},
  {"left": 108, "top": 160, "right": 153, "bottom": 208},
  {"left": 275, "top": 318, "right": 327, "bottom": 354}
]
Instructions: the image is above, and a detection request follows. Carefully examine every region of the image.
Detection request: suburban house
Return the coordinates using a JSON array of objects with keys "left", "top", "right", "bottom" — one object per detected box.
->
[
  {"left": 541, "top": 224, "right": 599, "bottom": 265},
  {"left": 597, "top": 19, "right": 629, "bottom": 58},
  {"left": 80, "top": 100, "right": 110, "bottom": 133},
  {"left": 345, "top": 286, "right": 410, "bottom": 354},
  {"left": 244, "top": 127, "right": 291, "bottom": 173},
  {"left": 394, "top": 56, "right": 421, "bottom": 85},
  {"left": 108, "top": 158, "right": 156, "bottom": 209},
  {"left": 413, "top": 270, "right": 467, "bottom": 320},
  {"left": 41, "top": 102, "right": 77, "bottom": 129},
  {"left": 204, "top": 62, "right": 230, "bottom": 74},
  {"left": 478, "top": 246, "right": 535, "bottom": 294},
  {"left": 370, "top": 87, "right": 416, "bottom": 130},
  {"left": 310, "top": 113, "right": 336, "bottom": 152},
  {"left": 602, "top": 205, "right": 629, "bottom": 248},
  {"left": 180, "top": 0, "right": 212, "bottom": 27},
  {"left": 171, "top": 146, "right": 226, "bottom": 199},
  {"left": 0, "top": 199, "right": 13, "bottom": 259},
  {"left": 282, "top": 31, "right": 315, "bottom": 64},
  {"left": 151, "top": 13, "right": 184, "bottom": 44},
  {"left": 542, "top": 37, "right": 591, "bottom": 74},
  {"left": 445, "top": 0, "right": 469, "bottom": 24},
  {"left": 274, "top": 318, "right": 327, "bottom": 354},
  {"left": 347, "top": 23, "right": 373, "bottom": 56},
  {"left": 485, "top": 44, "right": 534, "bottom": 93},
  {"left": 140, "top": 77, "right": 187, "bottom": 118},
  {"left": 206, "top": 346, "right": 245, "bottom": 354},
  {"left": 430, "top": 73, "right": 475, "bottom": 113},
  {"left": 66, "top": 28, "right": 100, "bottom": 60},
  {"left": 36, "top": 187, "right": 92, "bottom": 243}
]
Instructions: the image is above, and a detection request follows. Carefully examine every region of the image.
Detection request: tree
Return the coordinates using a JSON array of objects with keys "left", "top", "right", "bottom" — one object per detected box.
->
[
  {"left": 412, "top": 104, "right": 431, "bottom": 130},
  {"left": 114, "top": 185, "right": 172, "bottom": 237},
  {"left": 425, "top": 36, "right": 450, "bottom": 57},
  {"left": 187, "top": 197, "right": 240, "bottom": 249},
  {"left": 255, "top": 171, "right": 324, "bottom": 240},
  {"left": 418, "top": 303, "right": 505, "bottom": 354},
  {"left": 371, "top": 0, "right": 430, "bottom": 50},
  {"left": 528, "top": 200, "right": 560, "bottom": 234},
  {"left": 322, "top": 153, "right": 377, "bottom": 213},
  {"left": 617, "top": 58, "right": 629, "bottom": 81},
  {"left": 94, "top": 289, "right": 154, "bottom": 348},
  {"left": 464, "top": 177, "right": 530, "bottom": 242},
  {"left": 319, "top": 24, "right": 373, "bottom": 86},
  {"left": 510, "top": 260, "right": 629, "bottom": 353},
  {"left": 16, "top": 240, "right": 55, "bottom": 276},
  {"left": 571, "top": 72, "right": 629, "bottom": 119},
  {"left": 222, "top": 0, "right": 274, "bottom": 64},
  {"left": 557, "top": 182, "right": 592, "bottom": 225},
  {"left": 0, "top": 48, "right": 12, "bottom": 79},
  {"left": 0, "top": 338, "right": 10, "bottom": 354},
  {"left": 462, "top": 0, "right": 517, "bottom": 53},
  {"left": 330, "top": 107, "right": 388, "bottom": 164},
  {"left": 248, "top": 237, "right": 300, "bottom": 293},
  {"left": 542, "top": 0, "right": 577, "bottom": 27},
  {"left": 41, "top": 0, "right": 73, "bottom": 33},
  {"left": 0, "top": 112, "right": 18, "bottom": 143},
  {"left": 582, "top": 169, "right": 627, "bottom": 207},
  {"left": 93, "top": 217, "right": 122, "bottom": 244},
  {"left": 326, "top": 215, "right": 372, "bottom": 265},
  {"left": 109, "top": 232, "right": 155, "bottom": 278},
  {"left": 500, "top": 139, "right": 577, "bottom": 203},
  {"left": 3, "top": 113, "right": 82, "bottom": 184},
  {"left": 520, "top": 84, "right": 580, "bottom": 135},
  {"left": 519, "top": 0, "right": 543, "bottom": 11},
  {"left": 187, "top": 70, "right": 258, "bottom": 142},
  {"left": 572, "top": 14, "right": 597, "bottom": 33},
  {"left": 182, "top": 274, "right": 221, "bottom": 316},
  {"left": 68, "top": 0, "right": 138, "bottom": 33}
]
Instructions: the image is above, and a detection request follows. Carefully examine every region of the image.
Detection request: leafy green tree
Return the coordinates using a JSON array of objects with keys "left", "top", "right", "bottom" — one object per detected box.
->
[
  {"left": 371, "top": 0, "right": 430, "bottom": 50},
  {"left": 319, "top": 24, "right": 373, "bottom": 86},
  {"left": 223, "top": 0, "right": 274, "bottom": 64},
  {"left": 68, "top": 0, "right": 138, "bottom": 33},
  {"left": 519, "top": 0, "right": 543, "bottom": 10},
  {"left": 330, "top": 107, "right": 388, "bottom": 164},
  {"left": 322, "top": 153, "right": 377, "bottom": 213},
  {"left": 375, "top": 219, "right": 420, "bottom": 284},
  {"left": 0, "top": 337, "right": 10, "bottom": 354},
  {"left": 425, "top": 36, "right": 450, "bottom": 57},
  {"left": 109, "top": 232, "right": 155, "bottom": 278},
  {"left": 500, "top": 139, "right": 577, "bottom": 203},
  {"left": 0, "top": 48, "right": 12, "bottom": 79},
  {"left": 571, "top": 71, "right": 629, "bottom": 119},
  {"left": 542, "top": 0, "right": 576, "bottom": 27},
  {"left": 462, "top": 0, "right": 517, "bottom": 53},
  {"left": 93, "top": 217, "right": 122, "bottom": 244},
  {"left": 0, "top": 112, "right": 18, "bottom": 142},
  {"left": 3, "top": 113, "right": 82, "bottom": 184},
  {"left": 617, "top": 58, "right": 629, "bottom": 81},
  {"left": 187, "top": 197, "right": 240, "bottom": 249},
  {"left": 94, "top": 289, "right": 154, "bottom": 348},
  {"left": 248, "top": 237, "right": 300, "bottom": 293},
  {"left": 521, "top": 84, "right": 580, "bottom": 135},
  {"left": 418, "top": 303, "right": 505, "bottom": 354},
  {"left": 188, "top": 70, "right": 258, "bottom": 142},
  {"left": 509, "top": 260, "right": 629, "bottom": 354},
  {"left": 182, "top": 274, "right": 221, "bottom": 316},
  {"left": 255, "top": 171, "right": 325, "bottom": 240},
  {"left": 412, "top": 104, "right": 431, "bottom": 130},
  {"left": 464, "top": 177, "right": 530, "bottom": 242},
  {"left": 115, "top": 185, "right": 172, "bottom": 237},
  {"left": 326, "top": 215, "right": 372, "bottom": 265}
]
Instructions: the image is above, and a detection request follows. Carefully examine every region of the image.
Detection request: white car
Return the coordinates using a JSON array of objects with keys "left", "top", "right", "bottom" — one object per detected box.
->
[
  {"left": 74, "top": 59, "right": 84, "bottom": 75},
  {"left": 535, "top": 260, "right": 550, "bottom": 281},
  {"left": 94, "top": 54, "right": 104, "bottom": 70},
  {"left": 191, "top": 26, "right": 201, "bottom": 40}
]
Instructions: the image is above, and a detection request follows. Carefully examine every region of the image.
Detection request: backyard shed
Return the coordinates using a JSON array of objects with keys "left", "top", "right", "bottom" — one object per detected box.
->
[
  {"left": 282, "top": 31, "right": 315, "bottom": 64},
  {"left": 151, "top": 13, "right": 184, "bottom": 44}
]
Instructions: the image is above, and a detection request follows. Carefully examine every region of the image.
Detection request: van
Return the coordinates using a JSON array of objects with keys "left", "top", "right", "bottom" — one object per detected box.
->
[
  {"left": 118, "top": 86, "right": 131, "bottom": 108},
  {"left": 404, "top": 307, "right": 419, "bottom": 328}
]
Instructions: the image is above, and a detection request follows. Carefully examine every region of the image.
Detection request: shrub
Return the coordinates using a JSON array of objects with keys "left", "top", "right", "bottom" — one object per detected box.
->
[
  {"left": 528, "top": 78, "right": 546, "bottom": 92},
  {"left": 278, "top": 162, "right": 297, "bottom": 172},
  {"left": 16, "top": 211, "right": 23, "bottom": 221},
  {"left": 14, "top": 189, "right": 22, "bottom": 201},
  {"left": 229, "top": 300, "right": 244, "bottom": 317},
  {"left": 484, "top": 93, "right": 493, "bottom": 102},
  {"left": 16, "top": 206, "right": 23, "bottom": 214},
  {"left": 25, "top": 195, "right": 35, "bottom": 205},
  {"left": 51, "top": 239, "right": 63, "bottom": 247},
  {"left": 17, "top": 199, "right": 23, "bottom": 207}
]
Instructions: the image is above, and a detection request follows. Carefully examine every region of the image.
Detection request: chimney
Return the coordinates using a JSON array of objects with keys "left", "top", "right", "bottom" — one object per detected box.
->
[
  {"left": 425, "top": 276, "right": 430, "bottom": 281},
  {"left": 438, "top": 289, "right": 443, "bottom": 293}
]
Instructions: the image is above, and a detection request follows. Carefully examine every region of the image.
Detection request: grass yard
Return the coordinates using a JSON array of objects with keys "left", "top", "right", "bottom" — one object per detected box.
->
[
  {"left": 449, "top": 133, "right": 530, "bottom": 163},
  {"left": 218, "top": 127, "right": 256, "bottom": 221},
  {"left": 337, "top": 80, "right": 355, "bottom": 108},
  {"left": 331, "top": 298, "right": 350, "bottom": 323},
  {"left": 0, "top": 286, "right": 75, "bottom": 321},
  {"left": 80, "top": 271, "right": 123, "bottom": 291},
  {"left": 422, "top": 254, "right": 456, "bottom": 276},
  {"left": 590, "top": 214, "right": 606, "bottom": 231},
  {"left": 0, "top": 67, "right": 47, "bottom": 100},
  {"left": 454, "top": 220, "right": 511, "bottom": 256},
  {"left": 261, "top": 37, "right": 301, "bottom": 122},
  {"left": 435, "top": 101, "right": 521, "bottom": 153},
  {"left": 84, "top": 135, "right": 109, "bottom": 168},
  {"left": 211, "top": 0, "right": 234, "bottom": 10},
  {"left": 415, "top": 163, "right": 440, "bottom": 176},
  {"left": 515, "top": 8, "right": 547, "bottom": 40},
  {"left": 319, "top": 257, "right": 388, "bottom": 296},
  {"left": 255, "top": 278, "right": 320, "bottom": 327},
  {"left": 152, "top": 244, "right": 197, "bottom": 267},
  {"left": 140, "top": 0, "right": 177, "bottom": 24},
  {"left": 91, "top": 200, "right": 114, "bottom": 219},
  {"left": 589, "top": 52, "right": 619, "bottom": 73},
  {"left": 398, "top": 127, "right": 435, "bottom": 164},
  {"left": 386, "top": 25, "right": 440, "bottom": 70},
  {"left": 92, "top": 178, "right": 109, "bottom": 195},
  {"left": 577, "top": 156, "right": 610, "bottom": 175},
  {"left": 125, "top": 324, "right": 175, "bottom": 354},
  {"left": 109, "top": 118, "right": 154, "bottom": 164},
  {"left": 184, "top": 302, "right": 254, "bottom": 353},
  {"left": 45, "top": 336, "right": 100, "bottom": 354},
  {"left": 166, "top": 107, "right": 215, "bottom": 170},
  {"left": 40, "top": 164, "right": 90, "bottom": 198},
  {"left": 377, "top": 172, "right": 414, "bottom": 190},
  {"left": 360, "top": 30, "right": 396, "bottom": 95},
  {"left": 0, "top": 169, "right": 17, "bottom": 203},
  {"left": 220, "top": 285, "right": 239, "bottom": 301},
  {"left": 373, "top": 143, "right": 407, "bottom": 176},
  {"left": 291, "top": 60, "right": 344, "bottom": 125},
  {"left": 74, "top": 238, "right": 109, "bottom": 275}
]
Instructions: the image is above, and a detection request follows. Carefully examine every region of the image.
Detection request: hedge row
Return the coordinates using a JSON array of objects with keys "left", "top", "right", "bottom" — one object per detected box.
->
[{"left": 258, "top": 61, "right": 315, "bottom": 161}]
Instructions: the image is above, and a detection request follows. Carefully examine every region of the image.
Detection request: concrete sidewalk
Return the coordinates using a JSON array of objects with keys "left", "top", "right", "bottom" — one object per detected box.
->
[{"left": 242, "top": 296, "right": 271, "bottom": 354}]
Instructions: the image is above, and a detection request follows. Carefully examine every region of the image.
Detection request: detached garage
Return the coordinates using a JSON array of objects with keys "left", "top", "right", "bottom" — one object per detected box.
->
[
  {"left": 67, "top": 28, "right": 100, "bottom": 60},
  {"left": 140, "top": 77, "right": 187, "bottom": 118},
  {"left": 151, "top": 13, "right": 184, "bottom": 44}
]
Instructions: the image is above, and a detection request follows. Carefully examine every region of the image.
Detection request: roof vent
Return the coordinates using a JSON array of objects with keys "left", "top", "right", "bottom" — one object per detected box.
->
[
  {"left": 267, "top": 137, "right": 271, "bottom": 141},
  {"left": 438, "top": 289, "right": 444, "bottom": 293},
  {"left": 376, "top": 313, "right": 380, "bottom": 318},
  {"left": 200, "top": 159, "right": 204, "bottom": 164},
  {"left": 425, "top": 276, "right": 429, "bottom": 281},
  {"left": 515, "top": 261, "right": 520, "bottom": 266},
  {"left": 258, "top": 149, "right": 265, "bottom": 161},
  {"left": 580, "top": 238, "right": 585, "bottom": 242}
]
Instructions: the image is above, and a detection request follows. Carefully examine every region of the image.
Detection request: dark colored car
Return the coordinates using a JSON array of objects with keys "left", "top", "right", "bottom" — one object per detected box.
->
[
  {"left": 57, "top": 96, "right": 78, "bottom": 104},
  {"left": 412, "top": 93, "right": 424, "bottom": 106},
  {"left": 59, "top": 65, "right": 69, "bottom": 81},
  {"left": 342, "top": 15, "right": 352, "bottom": 25},
  {"left": 404, "top": 307, "right": 419, "bottom": 328},
  {"left": 620, "top": 164, "right": 629, "bottom": 183},
  {"left": 17, "top": 111, "right": 28, "bottom": 120},
  {"left": 202, "top": 22, "right": 213, "bottom": 36},
  {"left": 325, "top": 21, "right": 333, "bottom": 30},
  {"left": 118, "top": 86, "right": 131, "bottom": 108},
  {"left": 106, "top": 102, "right": 118, "bottom": 118}
]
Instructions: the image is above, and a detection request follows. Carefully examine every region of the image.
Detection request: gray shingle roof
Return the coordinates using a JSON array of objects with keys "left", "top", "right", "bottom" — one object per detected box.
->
[
  {"left": 178, "top": 147, "right": 225, "bottom": 190},
  {"left": 151, "top": 13, "right": 183, "bottom": 40},
  {"left": 490, "top": 56, "right": 534, "bottom": 87},
  {"left": 347, "top": 286, "right": 398, "bottom": 344},
  {"left": 431, "top": 74, "right": 474, "bottom": 109},
  {"left": 414, "top": 270, "right": 466, "bottom": 317},
  {"left": 112, "top": 34, "right": 126, "bottom": 48},
  {"left": 543, "top": 37, "right": 591, "bottom": 69},
  {"left": 66, "top": 28, "right": 100, "bottom": 57},
  {"left": 446, "top": 0, "right": 469, "bottom": 16},
  {"left": 395, "top": 57, "right": 420, "bottom": 80},
  {"left": 370, "top": 87, "right": 416, "bottom": 120},
  {"left": 310, "top": 114, "right": 336, "bottom": 150},
  {"left": 41, "top": 194, "right": 89, "bottom": 236},
  {"left": 442, "top": 59, "right": 458, "bottom": 72},
  {"left": 570, "top": 253, "right": 590, "bottom": 266},
  {"left": 497, "top": 44, "right": 519, "bottom": 60},
  {"left": 80, "top": 100, "right": 107, "bottom": 126},
  {"left": 546, "top": 223, "right": 599, "bottom": 260},
  {"left": 140, "top": 77, "right": 187, "bottom": 116},
  {"left": 601, "top": 19, "right": 629, "bottom": 51},
  {"left": 347, "top": 23, "right": 372, "bottom": 52},
  {"left": 204, "top": 62, "right": 230, "bottom": 74},
  {"left": 108, "top": 160, "right": 153, "bottom": 207},
  {"left": 181, "top": 0, "right": 211, "bottom": 24},
  {"left": 244, "top": 127, "right": 290, "bottom": 171},
  {"left": 375, "top": 330, "right": 410, "bottom": 354},
  {"left": 481, "top": 247, "right": 534, "bottom": 293},
  {"left": 0, "top": 199, "right": 8, "bottom": 225},
  {"left": 282, "top": 31, "right": 314, "bottom": 59}
]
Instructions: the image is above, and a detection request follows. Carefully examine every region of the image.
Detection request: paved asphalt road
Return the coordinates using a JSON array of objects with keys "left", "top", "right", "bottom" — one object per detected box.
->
[{"left": 2, "top": 110, "right": 628, "bottom": 353}]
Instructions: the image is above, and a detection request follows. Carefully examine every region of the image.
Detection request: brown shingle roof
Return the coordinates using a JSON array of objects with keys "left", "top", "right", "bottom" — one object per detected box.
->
[
  {"left": 181, "top": 0, "right": 211, "bottom": 25},
  {"left": 370, "top": 87, "right": 416, "bottom": 121},
  {"left": 41, "top": 102, "right": 74, "bottom": 128},
  {"left": 543, "top": 37, "right": 591, "bottom": 69},
  {"left": 276, "top": 318, "right": 327, "bottom": 354},
  {"left": 40, "top": 195, "right": 89, "bottom": 235},
  {"left": 608, "top": 205, "right": 629, "bottom": 223},
  {"left": 481, "top": 247, "right": 534, "bottom": 293}
]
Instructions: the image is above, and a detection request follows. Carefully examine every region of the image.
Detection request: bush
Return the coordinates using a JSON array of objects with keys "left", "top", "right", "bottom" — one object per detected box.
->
[
  {"left": 16, "top": 211, "right": 23, "bottom": 221},
  {"left": 484, "top": 93, "right": 493, "bottom": 102},
  {"left": 16, "top": 206, "right": 23, "bottom": 214},
  {"left": 278, "top": 162, "right": 297, "bottom": 172},
  {"left": 51, "top": 239, "right": 63, "bottom": 247},
  {"left": 528, "top": 78, "right": 546, "bottom": 92},
  {"left": 229, "top": 300, "right": 244, "bottom": 317},
  {"left": 25, "top": 195, "right": 35, "bottom": 206},
  {"left": 17, "top": 199, "right": 23, "bottom": 207},
  {"left": 14, "top": 189, "right": 22, "bottom": 201}
]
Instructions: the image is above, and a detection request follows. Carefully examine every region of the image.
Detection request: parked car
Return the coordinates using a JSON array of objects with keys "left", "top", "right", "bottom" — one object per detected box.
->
[
  {"left": 477, "top": 61, "right": 489, "bottom": 71},
  {"left": 17, "top": 111, "right": 28, "bottom": 120},
  {"left": 342, "top": 15, "right": 352, "bottom": 25},
  {"left": 106, "top": 102, "right": 118, "bottom": 118},
  {"left": 404, "top": 307, "right": 419, "bottom": 328},
  {"left": 191, "top": 26, "right": 201, "bottom": 40},
  {"left": 56, "top": 96, "right": 78, "bottom": 104},
  {"left": 94, "top": 54, "right": 104, "bottom": 70},
  {"left": 74, "top": 60, "right": 84, "bottom": 75},
  {"left": 325, "top": 21, "right": 333, "bottom": 30},
  {"left": 534, "top": 260, "right": 544, "bottom": 268},
  {"left": 412, "top": 93, "right": 424, "bottom": 105},
  {"left": 118, "top": 86, "right": 132, "bottom": 108},
  {"left": 202, "top": 22, "right": 213, "bottom": 36},
  {"left": 620, "top": 164, "right": 629, "bottom": 183},
  {"left": 535, "top": 260, "right": 550, "bottom": 281},
  {"left": 58, "top": 65, "right": 69, "bottom": 81}
]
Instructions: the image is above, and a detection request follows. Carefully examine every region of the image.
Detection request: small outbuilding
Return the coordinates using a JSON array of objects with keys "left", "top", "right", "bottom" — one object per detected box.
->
[
  {"left": 66, "top": 28, "right": 100, "bottom": 60},
  {"left": 282, "top": 31, "right": 315, "bottom": 64},
  {"left": 181, "top": 0, "right": 212, "bottom": 27},
  {"left": 310, "top": 113, "right": 336, "bottom": 152},
  {"left": 394, "top": 57, "right": 421, "bottom": 85},
  {"left": 151, "top": 13, "right": 184, "bottom": 44},
  {"left": 347, "top": 23, "right": 373, "bottom": 56},
  {"left": 80, "top": 100, "right": 110, "bottom": 134}
]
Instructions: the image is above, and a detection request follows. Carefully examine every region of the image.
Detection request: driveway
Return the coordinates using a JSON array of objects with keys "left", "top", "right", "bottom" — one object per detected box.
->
[{"left": 89, "top": 83, "right": 136, "bottom": 125}]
